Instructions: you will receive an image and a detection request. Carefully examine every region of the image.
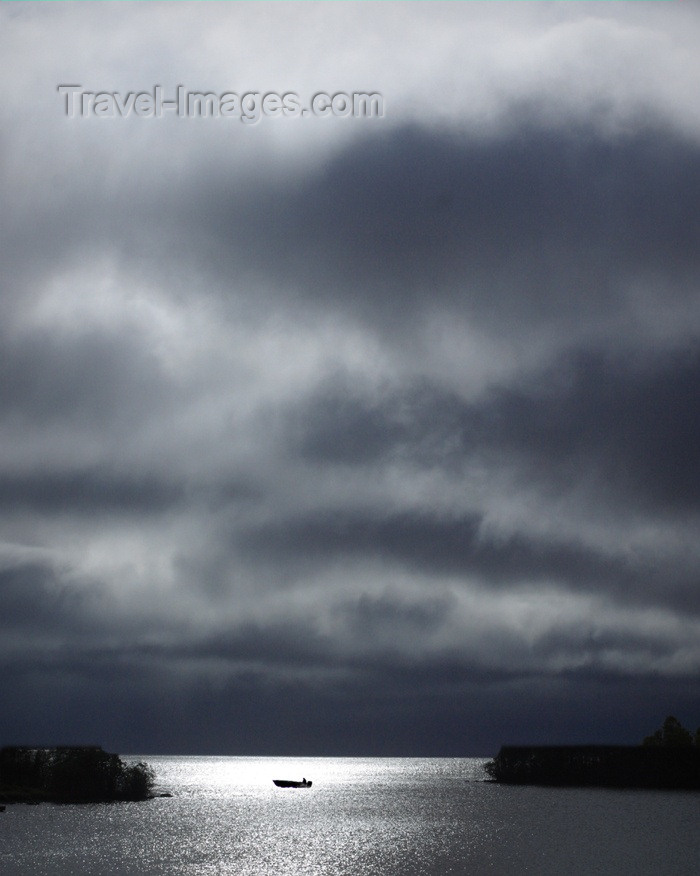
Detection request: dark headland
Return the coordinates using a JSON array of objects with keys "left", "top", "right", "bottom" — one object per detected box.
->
[
  {"left": 485, "top": 717, "right": 700, "bottom": 790},
  {"left": 0, "top": 746, "right": 156, "bottom": 804}
]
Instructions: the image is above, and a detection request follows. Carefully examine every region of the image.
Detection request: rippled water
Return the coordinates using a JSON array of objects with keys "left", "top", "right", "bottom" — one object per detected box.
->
[{"left": 1, "top": 756, "right": 698, "bottom": 875}]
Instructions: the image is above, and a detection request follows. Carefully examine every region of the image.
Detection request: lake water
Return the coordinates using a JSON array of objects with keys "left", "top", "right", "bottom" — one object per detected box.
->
[{"left": 1, "top": 756, "right": 698, "bottom": 874}]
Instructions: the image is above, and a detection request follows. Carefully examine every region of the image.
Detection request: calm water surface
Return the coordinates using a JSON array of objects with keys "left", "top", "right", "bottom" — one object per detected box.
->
[{"left": 1, "top": 756, "right": 698, "bottom": 875}]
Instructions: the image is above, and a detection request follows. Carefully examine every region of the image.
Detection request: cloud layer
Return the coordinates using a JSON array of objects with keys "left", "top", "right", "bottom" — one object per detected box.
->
[{"left": 1, "top": 2, "right": 699, "bottom": 754}]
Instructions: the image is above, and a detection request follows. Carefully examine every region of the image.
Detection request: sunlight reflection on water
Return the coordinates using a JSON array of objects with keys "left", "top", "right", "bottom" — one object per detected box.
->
[
  {"left": 140, "top": 757, "right": 490, "bottom": 876},
  {"left": 1, "top": 757, "right": 698, "bottom": 875}
]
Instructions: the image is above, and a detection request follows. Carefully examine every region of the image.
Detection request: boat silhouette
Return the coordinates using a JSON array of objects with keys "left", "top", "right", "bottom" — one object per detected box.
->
[{"left": 272, "top": 778, "right": 312, "bottom": 788}]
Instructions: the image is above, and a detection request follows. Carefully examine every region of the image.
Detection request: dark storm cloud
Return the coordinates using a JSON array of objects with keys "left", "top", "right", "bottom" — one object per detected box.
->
[
  {"left": 239, "top": 507, "right": 699, "bottom": 615},
  {"left": 190, "top": 124, "right": 700, "bottom": 333},
  {"left": 0, "top": 470, "right": 185, "bottom": 516},
  {"left": 339, "top": 589, "right": 453, "bottom": 641},
  {"left": 4, "top": 623, "right": 696, "bottom": 755},
  {"left": 168, "top": 620, "right": 338, "bottom": 671},
  {"left": 19, "top": 121, "right": 691, "bottom": 344},
  {"left": 6, "top": 669, "right": 697, "bottom": 757},
  {"left": 295, "top": 343, "right": 700, "bottom": 514},
  {"left": 0, "top": 323, "right": 171, "bottom": 429},
  {"left": 530, "top": 622, "right": 678, "bottom": 667},
  {"left": 234, "top": 340, "right": 700, "bottom": 619},
  {"left": 0, "top": 560, "right": 101, "bottom": 636},
  {"left": 483, "top": 345, "right": 700, "bottom": 514},
  {"left": 2, "top": 2, "right": 699, "bottom": 756},
  {"left": 5, "top": 118, "right": 699, "bottom": 379}
]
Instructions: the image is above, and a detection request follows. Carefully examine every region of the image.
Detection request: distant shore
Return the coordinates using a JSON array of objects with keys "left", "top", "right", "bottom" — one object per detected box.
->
[
  {"left": 0, "top": 746, "right": 156, "bottom": 804},
  {"left": 486, "top": 745, "right": 700, "bottom": 790}
]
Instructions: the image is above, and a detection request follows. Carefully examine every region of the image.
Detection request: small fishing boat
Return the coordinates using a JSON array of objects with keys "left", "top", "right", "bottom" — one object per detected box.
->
[{"left": 273, "top": 778, "right": 312, "bottom": 788}]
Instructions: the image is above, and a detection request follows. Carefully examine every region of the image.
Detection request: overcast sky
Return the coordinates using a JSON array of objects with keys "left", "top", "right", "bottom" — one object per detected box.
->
[{"left": 1, "top": 1, "right": 699, "bottom": 756}]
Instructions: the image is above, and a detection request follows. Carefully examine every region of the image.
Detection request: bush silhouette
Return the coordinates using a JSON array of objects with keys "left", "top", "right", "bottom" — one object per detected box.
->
[{"left": 0, "top": 746, "right": 155, "bottom": 803}]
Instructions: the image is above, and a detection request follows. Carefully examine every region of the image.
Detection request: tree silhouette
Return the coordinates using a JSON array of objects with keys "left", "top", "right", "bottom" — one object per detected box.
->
[
  {"left": 0, "top": 746, "right": 155, "bottom": 803},
  {"left": 642, "top": 715, "right": 695, "bottom": 747}
]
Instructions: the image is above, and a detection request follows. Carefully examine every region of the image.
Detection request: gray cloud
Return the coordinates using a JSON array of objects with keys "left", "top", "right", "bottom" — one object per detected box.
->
[
  {"left": 294, "top": 343, "right": 700, "bottom": 514},
  {"left": 1, "top": 2, "right": 699, "bottom": 754},
  {"left": 171, "top": 124, "right": 700, "bottom": 344},
  {"left": 0, "top": 471, "right": 186, "bottom": 516}
]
